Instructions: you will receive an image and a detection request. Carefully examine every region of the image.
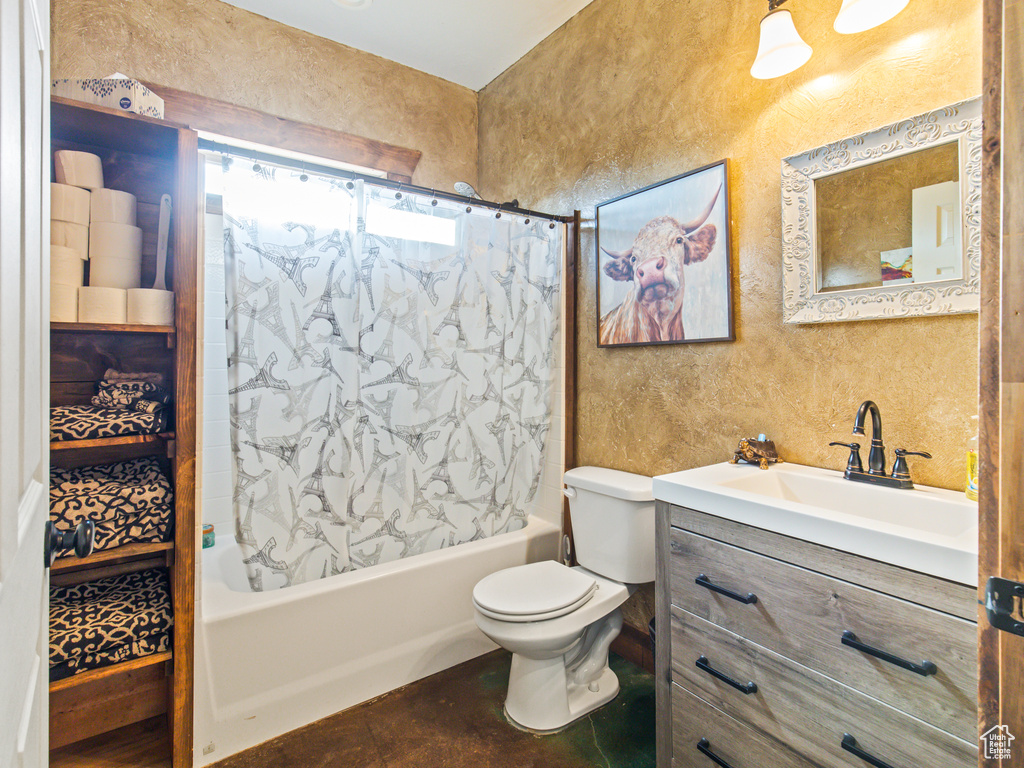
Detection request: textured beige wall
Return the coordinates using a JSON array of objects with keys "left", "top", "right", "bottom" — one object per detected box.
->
[
  {"left": 479, "top": 0, "right": 981, "bottom": 628},
  {"left": 51, "top": 0, "right": 478, "bottom": 190}
]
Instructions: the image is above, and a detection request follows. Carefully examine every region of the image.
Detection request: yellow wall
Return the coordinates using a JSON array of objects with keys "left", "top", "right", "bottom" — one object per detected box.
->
[
  {"left": 478, "top": 0, "right": 981, "bottom": 629},
  {"left": 479, "top": 0, "right": 980, "bottom": 492},
  {"left": 51, "top": 0, "right": 478, "bottom": 190}
]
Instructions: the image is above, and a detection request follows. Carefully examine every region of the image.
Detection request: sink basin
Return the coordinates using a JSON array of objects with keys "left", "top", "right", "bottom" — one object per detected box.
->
[{"left": 653, "top": 462, "right": 978, "bottom": 585}]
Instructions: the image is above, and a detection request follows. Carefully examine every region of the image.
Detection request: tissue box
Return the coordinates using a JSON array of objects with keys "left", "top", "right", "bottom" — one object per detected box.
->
[{"left": 51, "top": 77, "right": 164, "bottom": 119}]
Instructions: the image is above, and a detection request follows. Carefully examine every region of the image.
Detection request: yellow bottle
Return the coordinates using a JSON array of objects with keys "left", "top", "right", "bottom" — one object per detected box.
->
[{"left": 966, "top": 435, "right": 979, "bottom": 501}]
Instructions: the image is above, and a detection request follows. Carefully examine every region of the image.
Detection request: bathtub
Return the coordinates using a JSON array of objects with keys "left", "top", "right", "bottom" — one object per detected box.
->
[{"left": 193, "top": 515, "right": 561, "bottom": 764}]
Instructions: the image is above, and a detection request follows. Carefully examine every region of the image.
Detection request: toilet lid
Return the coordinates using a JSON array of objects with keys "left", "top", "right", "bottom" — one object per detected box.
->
[{"left": 473, "top": 561, "right": 597, "bottom": 618}]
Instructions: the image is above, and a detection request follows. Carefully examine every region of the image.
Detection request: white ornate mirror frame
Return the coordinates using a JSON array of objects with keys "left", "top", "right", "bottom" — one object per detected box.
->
[{"left": 781, "top": 97, "right": 981, "bottom": 324}]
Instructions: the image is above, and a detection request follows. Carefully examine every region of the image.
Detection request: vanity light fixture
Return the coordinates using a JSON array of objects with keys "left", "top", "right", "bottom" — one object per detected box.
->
[
  {"left": 750, "top": 0, "right": 813, "bottom": 80},
  {"left": 834, "top": 0, "right": 910, "bottom": 34},
  {"left": 752, "top": 0, "right": 912, "bottom": 79}
]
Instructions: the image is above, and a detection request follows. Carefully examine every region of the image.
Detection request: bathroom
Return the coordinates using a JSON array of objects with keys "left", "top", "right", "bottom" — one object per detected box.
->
[{"left": 1, "top": 0, "right": 1017, "bottom": 766}]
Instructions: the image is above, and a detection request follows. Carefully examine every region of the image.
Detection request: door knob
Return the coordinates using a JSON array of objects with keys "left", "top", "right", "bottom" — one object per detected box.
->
[{"left": 44, "top": 520, "right": 95, "bottom": 567}]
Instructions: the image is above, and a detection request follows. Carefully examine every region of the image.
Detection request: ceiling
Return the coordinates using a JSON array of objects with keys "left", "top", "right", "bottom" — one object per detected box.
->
[{"left": 219, "top": 0, "right": 595, "bottom": 91}]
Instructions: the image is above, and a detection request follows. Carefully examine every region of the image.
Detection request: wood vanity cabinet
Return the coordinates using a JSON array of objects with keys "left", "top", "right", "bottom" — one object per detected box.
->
[{"left": 655, "top": 501, "right": 977, "bottom": 768}]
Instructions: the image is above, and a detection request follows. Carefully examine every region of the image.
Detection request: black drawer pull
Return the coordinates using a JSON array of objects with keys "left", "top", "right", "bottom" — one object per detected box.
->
[
  {"left": 841, "top": 733, "right": 898, "bottom": 768},
  {"left": 696, "top": 656, "right": 758, "bottom": 694},
  {"left": 841, "top": 631, "right": 937, "bottom": 676},
  {"left": 697, "top": 738, "right": 736, "bottom": 768},
  {"left": 696, "top": 574, "right": 758, "bottom": 604}
]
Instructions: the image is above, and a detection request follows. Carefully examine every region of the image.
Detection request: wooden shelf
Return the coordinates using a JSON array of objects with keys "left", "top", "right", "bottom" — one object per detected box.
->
[
  {"left": 51, "top": 542, "right": 174, "bottom": 574},
  {"left": 50, "top": 652, "right": 173, "bottom": 694},
  {"left": 50, "top": 433, "right": 175, "bottom": 452},
  {"left": 49, "top": 716, "right": 170, "bottom": 768},
  {"left": 51, "top": 322, "right": 175, "bottom": 335}
]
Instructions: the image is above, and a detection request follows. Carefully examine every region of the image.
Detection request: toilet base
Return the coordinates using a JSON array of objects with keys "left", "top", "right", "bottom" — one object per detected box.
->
[{"left": 503, "top": 654, "right": 620, "bottom": 733}]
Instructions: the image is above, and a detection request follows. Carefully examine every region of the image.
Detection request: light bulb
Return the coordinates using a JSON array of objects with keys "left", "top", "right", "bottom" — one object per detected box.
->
[
  {"left": 834, "top": 0, "right": 910, "bottom": 34},
  {"left": 750, "top": 9, "right": 813, "bottom": 80}
]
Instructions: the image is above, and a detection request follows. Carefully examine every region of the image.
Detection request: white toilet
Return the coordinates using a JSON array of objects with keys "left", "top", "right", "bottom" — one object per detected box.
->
[{"left": 472, "top": 466, "right": 655, "bottom": 732}]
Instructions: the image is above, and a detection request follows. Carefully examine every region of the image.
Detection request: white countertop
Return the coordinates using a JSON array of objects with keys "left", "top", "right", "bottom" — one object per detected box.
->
[{"left": 653, "top": 461, "right": 979, "bottom": 586}]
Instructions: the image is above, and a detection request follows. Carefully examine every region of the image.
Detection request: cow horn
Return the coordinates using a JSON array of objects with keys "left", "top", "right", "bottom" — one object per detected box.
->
[
  {"left": 681, "top": 184, "right": 723, "bottom": 233},
  {"left": 601, "top": 246, "right": 633, "bottom": 259}
]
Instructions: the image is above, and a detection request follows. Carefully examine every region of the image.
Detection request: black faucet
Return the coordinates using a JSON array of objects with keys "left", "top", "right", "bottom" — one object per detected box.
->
[
  {"left": 829, "top": 401, "right": 932, "bottom": 490},
  {"left": 852, "top": 400, "right": 886, "bottom": 476}
]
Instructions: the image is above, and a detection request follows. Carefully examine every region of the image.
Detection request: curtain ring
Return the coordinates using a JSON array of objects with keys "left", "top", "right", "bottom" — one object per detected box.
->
[
  {"left": 549, "top": 221, "right": 556, "bottom": 229},
  {"left": 430, "top": 189, "right": 438, "bottom": 206},
  {"left": 395, "top": 182, "right": 403, "bottom": 200},
  {"left": 524, "top": 218, "right": 531, "bottom": 225},
  {"left": 299, "top": 162, "right": 309, "bottom": 183},
  {"left": 495, "top": 203, "right": 503, "bottom": 219},
  {"left": 252, "top": 155, "right": 262, "bottom": 173},
  {"left": 466, "top": 206, "right": 472, "bottom": 213}
]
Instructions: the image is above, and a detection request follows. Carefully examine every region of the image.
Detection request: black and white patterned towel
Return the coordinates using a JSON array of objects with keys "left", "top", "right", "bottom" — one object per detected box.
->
[
  {"left": 49, "top": 405, "right": 168, "bottom": 442},
  {"left": 92, "top": 380, "right": 171, "bottom": 412},
  {"left": 49, "top": 568, "right": 173, "bottom": 681},
  {"left": 50, "top": 458, "right": 173, "bottom": 556}
]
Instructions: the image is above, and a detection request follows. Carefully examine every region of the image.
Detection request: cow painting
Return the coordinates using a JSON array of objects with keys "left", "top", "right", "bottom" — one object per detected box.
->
[{"left": 596, "top": 163, "right": 732, "bottom": 346}]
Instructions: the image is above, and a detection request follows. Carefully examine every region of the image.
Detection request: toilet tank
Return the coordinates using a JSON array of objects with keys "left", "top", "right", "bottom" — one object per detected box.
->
[{"left": 563, "top": 467, "right": 655, "bottom": 584}]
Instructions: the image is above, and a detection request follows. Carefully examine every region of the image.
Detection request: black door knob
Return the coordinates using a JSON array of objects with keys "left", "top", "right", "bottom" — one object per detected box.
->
[{"left": 44, "top": 520, "right": 95, "bottom": 567}]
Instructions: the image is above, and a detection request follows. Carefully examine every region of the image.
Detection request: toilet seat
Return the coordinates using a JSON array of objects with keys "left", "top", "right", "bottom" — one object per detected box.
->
[{"left": 473, "top": 561, "right": 597, "bottom": 623}]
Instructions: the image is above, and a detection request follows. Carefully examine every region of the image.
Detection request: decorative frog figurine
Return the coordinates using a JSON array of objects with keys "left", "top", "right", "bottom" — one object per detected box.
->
[{"left": 730, "top": 435, "right": 783, "bottom": 470}]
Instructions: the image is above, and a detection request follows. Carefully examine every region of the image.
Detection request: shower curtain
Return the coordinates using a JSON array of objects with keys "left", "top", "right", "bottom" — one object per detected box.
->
[{"left": 220, "top": 159, "right": 562, "bottom": 591}]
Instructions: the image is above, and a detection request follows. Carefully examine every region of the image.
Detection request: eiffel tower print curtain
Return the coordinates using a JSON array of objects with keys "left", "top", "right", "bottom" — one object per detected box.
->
[{"left": 220, "top": 159, "right": 562, "bottom": 591}]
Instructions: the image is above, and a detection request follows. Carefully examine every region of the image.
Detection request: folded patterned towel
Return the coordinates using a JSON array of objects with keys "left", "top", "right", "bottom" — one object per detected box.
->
[
  {"left": 50, "top": 458, "right": 173, "bottom": 556},
  {"left": 49, "top": 568, "right": 172, "bottom": 681},
  {"left": 50, "top": 405, "right": 169, "bottom": 441},
  {"left": 92, "top": 380, "right": 171, "bottom": 412},
  {"left": 101, "top": 369, "right": 165, "bottom": 386}
]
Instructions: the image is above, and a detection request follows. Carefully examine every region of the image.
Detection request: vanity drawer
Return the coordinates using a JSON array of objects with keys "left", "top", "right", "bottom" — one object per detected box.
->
[
  {"left": 672, "top": 684, "right": 818, "bottom": 768},
  {"left": 669, "top": 526, "right": 976, "bottom": 740},
  {"left": 670, "top": 607, "right": 976, "bottom": 768}
]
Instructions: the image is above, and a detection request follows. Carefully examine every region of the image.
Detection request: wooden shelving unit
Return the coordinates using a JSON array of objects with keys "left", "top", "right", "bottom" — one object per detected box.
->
[
  {"left": 50, "top": 652, "right": 174, "bottom": 694},
  {"left": 51, "top": 322, "right": 176, "bottom": 334},
  {"left": 49, "top": 97, "right": 196, "bottom": 768},
  {"left": 50, "top": 433, "right": 175, "bottom": 452}
]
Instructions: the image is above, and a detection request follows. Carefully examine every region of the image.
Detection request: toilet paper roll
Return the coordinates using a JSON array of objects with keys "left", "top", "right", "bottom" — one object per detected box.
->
[
  {"left": 78, "top": 287, "right": 127, "bottom": 324},
  {"left": 89, "top": 222, "right": 143, "bottom": 261},
  {"left": 51, "top": 183, "right": 91, "bottom": 226},
  {"left": 51, "top": 246, "right": 85, "bottom": 287},
  {"left": 50, "top": 284, "right": 78, "bottom": 323},
  {"left": 51, "top": 244, "right": 86, "bottom": 262},
  {"left": 50, "top": 220, "right": 89, "bottom": 258},
  {"left": 127, "top": 289, "right": 174, "bottom": 326},
  {"left": 54, "top": 150, "right": 104, "bottom": 190},
  {"left": 90, "top": 255, "right": 142, "bottom": 289},
  {"left": 91, "top": 189, "right": 137, "bottom": 226}
]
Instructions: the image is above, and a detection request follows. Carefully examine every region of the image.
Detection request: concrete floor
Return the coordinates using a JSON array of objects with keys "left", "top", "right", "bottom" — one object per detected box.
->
[{"left": 211, "top": 650, "right": 656, "bottom": 768}]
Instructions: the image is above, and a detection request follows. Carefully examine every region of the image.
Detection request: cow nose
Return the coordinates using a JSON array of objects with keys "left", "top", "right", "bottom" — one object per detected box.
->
[{"left": 636, "top": 255, "right": 667, "bottom": 294}]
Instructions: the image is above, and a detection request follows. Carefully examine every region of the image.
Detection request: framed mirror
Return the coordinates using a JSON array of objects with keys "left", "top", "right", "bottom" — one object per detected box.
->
[{"left": 781, "top": 98, "right": 981, "bottom": 324}]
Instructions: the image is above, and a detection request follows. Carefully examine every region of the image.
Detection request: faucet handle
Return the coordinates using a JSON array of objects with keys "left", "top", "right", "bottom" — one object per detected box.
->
[
  {"left": 892, "top": 449, "right": 932, "bottom": 480},
  {"left": 829, "top": 441, "right": 863, "bottom": 473}
]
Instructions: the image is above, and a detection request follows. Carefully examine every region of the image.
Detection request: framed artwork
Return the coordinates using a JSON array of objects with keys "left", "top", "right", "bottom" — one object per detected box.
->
[{"left": 596, "top": 160, "right": 733, "bottom": 347}]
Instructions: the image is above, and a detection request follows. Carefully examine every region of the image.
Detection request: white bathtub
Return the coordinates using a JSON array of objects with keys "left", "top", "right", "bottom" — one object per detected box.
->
[{"left": 192, "top": 515, "right": 561, "bottom": 764}]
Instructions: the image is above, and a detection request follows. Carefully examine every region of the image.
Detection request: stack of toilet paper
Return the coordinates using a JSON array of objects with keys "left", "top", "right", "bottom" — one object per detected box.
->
[
  {"left": 52, "top": 150, "right": 147, "bottom": 324},
  {"left": 49, "top": 153, "right": 94, "bottom": 321}
]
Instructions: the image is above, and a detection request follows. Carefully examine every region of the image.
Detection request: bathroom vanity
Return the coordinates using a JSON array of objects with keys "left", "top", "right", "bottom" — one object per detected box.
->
[{"left": 653, "top": 462, "right": 978, "bottom": 768}]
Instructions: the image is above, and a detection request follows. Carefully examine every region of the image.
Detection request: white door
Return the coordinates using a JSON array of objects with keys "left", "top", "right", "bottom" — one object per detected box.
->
[{"left": 0, "top": 0, "right": 50, "bottom": 765}]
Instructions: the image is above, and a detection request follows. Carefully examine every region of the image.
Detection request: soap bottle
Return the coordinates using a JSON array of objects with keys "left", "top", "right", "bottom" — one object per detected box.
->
[{"left": 966, "top": 434, "right": 979, "bottom": 501}]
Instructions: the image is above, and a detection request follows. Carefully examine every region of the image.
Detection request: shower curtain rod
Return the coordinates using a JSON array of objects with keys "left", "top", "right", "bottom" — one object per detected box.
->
[{"left": 199, "top": 138, "right": 572, "bottom": 224}]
